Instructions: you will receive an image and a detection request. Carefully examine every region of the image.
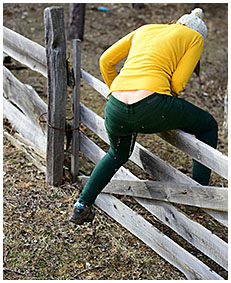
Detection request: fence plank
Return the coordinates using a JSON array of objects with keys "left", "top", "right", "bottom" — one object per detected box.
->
[
  {"left": 96, "top": 194, "right": 223, "bottom": 280},
  {"left": 78, "top": 133, "right": 224, "bottom": 279},
  {"left": 80, "top": 102, "right": 228, "bottom": 227},
  {"left": 134, "top": 198, "right": 228, "bottom": 271},
  {"left": 44, "top": 7, "right": 67, "bottom": 186},
  {"left": 130, "top": 143, "right": 228, "bottom": 227},
  {"left": 3, "top": 97, "right": 46, "bottom": 155},
  {"left": 81, "top": 69, "right": 109, "bottom": 97},
  {"left": 79, "top": 177, "right": 228, "bottom": 212},
  {"left": 3, "top": 26, "right": 47, "bottom": 77},
  {"left": 3, "top": 66, "right": 47, "bottom": 133},
  {"left": 71, "top": 39, "right": 81, "bottom": 182},
  {"left": 157, "top": 130, "right": 228, "bottom": 179},
  {"left": 3, "top": 131, "right": 46, "bottom": 172},
  {"left": 80, "top": 174, "right": 228, "bottom": 270}
]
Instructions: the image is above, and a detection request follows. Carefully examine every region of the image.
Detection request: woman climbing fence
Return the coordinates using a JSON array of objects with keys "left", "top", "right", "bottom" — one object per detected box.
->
[{"left": 70, "top": 8, "right": 218, "bottom": 225}]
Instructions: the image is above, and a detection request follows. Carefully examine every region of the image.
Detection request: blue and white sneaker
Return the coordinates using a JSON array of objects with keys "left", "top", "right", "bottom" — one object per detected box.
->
[{"left": 69, "top": 201, "right": 95, "bottom": 225}]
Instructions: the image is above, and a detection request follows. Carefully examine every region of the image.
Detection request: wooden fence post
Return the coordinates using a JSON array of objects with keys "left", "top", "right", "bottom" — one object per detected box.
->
[
  {"left": 71, "top": 39, "right": 81, "bottom": 182},
  {"left": 44, "top": 7, "right": 67, "bottom": 186}
]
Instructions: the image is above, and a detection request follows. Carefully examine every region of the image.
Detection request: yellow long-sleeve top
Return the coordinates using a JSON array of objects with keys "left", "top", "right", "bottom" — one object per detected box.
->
[{"left": 99, "top": 24, "right": 204, "bottom": 96}]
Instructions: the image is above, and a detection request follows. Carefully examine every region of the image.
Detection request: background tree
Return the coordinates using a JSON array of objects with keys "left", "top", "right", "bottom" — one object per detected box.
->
[{"left": 67, "top": 3, "right": 86, "bottom": 41}]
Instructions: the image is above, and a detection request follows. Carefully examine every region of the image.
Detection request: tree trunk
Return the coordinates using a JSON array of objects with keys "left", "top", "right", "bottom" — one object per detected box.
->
[
  {"left": 67, "top": 4, "right": 86, "bottom": 41},
  {"left": 132, "top": 3, "right": 145, "bottom": 9}
]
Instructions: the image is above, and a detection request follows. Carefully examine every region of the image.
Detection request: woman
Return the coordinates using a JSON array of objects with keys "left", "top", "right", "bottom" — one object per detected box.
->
[{"left": 70, "top": 8, "right": 218, "bottom": 225}]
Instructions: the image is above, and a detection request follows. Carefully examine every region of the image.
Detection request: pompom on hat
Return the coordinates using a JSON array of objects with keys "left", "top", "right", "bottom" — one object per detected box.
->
[{"left": 176, "top": 8, "right": 207, "bottom": 40}]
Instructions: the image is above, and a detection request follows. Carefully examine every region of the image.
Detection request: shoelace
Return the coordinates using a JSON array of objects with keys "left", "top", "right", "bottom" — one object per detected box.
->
[{"left": 75, "top": 202, "right": 85, "bottom": 213}]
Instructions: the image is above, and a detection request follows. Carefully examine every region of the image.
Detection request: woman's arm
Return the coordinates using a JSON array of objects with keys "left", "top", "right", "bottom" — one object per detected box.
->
[
  {"left": 171, "top": 37, "right": 204, "bottom": 95},
  {"left": 99, "top": 30, "right": 135, "bottom": 88}
]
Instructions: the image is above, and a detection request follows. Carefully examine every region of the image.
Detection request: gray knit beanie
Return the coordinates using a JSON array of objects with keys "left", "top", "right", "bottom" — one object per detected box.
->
[{"left": 176, "top": 8, "right": 207, "bottom": 40}]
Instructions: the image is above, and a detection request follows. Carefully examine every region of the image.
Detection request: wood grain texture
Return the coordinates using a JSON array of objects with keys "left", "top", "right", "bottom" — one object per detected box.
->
[{"left": 44, "top": 7, "right": 67, "bottom": 186}]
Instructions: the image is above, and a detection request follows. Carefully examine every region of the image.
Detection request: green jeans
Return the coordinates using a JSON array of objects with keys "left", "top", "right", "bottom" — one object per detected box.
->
[{"left": 78, "top": 93, "right": 218, "bottom": 206}]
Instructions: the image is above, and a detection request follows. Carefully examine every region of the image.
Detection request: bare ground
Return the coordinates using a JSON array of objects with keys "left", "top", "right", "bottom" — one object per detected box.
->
[{"left": 3, "top": 3, "right": 228, "bottom": 280}]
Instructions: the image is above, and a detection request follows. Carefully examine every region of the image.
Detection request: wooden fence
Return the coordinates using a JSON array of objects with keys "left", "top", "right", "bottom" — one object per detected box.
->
[{"left": 3, "top": 7, "right": 228, "bottom": 280}]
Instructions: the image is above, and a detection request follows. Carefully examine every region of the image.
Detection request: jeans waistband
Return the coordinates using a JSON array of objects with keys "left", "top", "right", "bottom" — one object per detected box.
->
[{"left": 109, "top": 92, "right": 164, "bottom": 111}]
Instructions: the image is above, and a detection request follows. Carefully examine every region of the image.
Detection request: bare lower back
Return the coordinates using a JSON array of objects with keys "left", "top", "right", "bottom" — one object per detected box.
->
[{"left": 111, "top": 90, "right": 154, "bottom": 104}]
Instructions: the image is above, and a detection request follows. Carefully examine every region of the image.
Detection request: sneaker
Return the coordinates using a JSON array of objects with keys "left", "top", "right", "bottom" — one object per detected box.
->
[{"left": 69, "top": 201, "right": 95, "bottom": 225}]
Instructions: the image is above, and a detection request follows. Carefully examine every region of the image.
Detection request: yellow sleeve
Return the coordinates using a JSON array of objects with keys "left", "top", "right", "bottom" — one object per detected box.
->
[
  {"left": 171, "top": 37, "right": 204, "bottom": 95},
  {"left": 99, "top": 30, "right": 135, "bottom": 88}
]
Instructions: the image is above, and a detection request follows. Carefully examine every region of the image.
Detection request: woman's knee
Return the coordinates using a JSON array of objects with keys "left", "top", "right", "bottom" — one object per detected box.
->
[
  {"left": 107, "top": 133, "right": 137, "bottom": 165},
  {"left": 108, "top": 148, "right": 130, "bottom": 166},
  {"left": 196, "top": 114, "right": 218, "bottom": 149}
]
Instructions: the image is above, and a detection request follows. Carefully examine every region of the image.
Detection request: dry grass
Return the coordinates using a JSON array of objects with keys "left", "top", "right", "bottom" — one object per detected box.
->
[{"left": 3, "top": 138, "right": 187, "bottom": 280}]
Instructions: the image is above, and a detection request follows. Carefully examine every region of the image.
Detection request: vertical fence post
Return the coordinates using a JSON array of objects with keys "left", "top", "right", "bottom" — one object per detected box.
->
[
  {"left": 44, "top": 7, "right": 67, "bottom": 186},
  {"left": 71, "top": 39, "right": 81, "bottom": 182}
]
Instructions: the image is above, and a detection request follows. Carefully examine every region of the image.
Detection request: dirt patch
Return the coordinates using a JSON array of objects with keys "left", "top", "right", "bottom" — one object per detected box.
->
[{"left": 3, "top": 3, "right": 228, "bottom": 280}]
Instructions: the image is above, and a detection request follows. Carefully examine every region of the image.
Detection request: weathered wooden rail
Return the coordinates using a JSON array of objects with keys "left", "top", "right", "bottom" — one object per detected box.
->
[{"left": 3, "top": 6, "right": 228, "bottom": 280}]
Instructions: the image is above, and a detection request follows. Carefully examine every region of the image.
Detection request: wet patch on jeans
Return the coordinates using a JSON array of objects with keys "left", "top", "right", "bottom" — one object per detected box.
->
[{"left": 147, "top": 96, "right": 159, "bottom": 104}]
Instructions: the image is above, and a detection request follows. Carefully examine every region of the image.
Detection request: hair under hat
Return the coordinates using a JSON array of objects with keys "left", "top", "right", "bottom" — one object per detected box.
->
[{"left": 176, "top": 8, "right": 207, "bottom": 40}]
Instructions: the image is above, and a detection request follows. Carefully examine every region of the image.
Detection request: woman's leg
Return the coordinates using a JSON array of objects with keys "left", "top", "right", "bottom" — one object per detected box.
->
[
  {"left": 78, "top": 94, "right": 218, "bottom": 206},
  {"left": 78, "top": 132, "right": 137, "bottom": 206},
  {"left": 138, "top": 95, "right": 218, "bottom": 185},
  {"left": 175, "top": 101, "right": 218, "bottom": 185}
]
